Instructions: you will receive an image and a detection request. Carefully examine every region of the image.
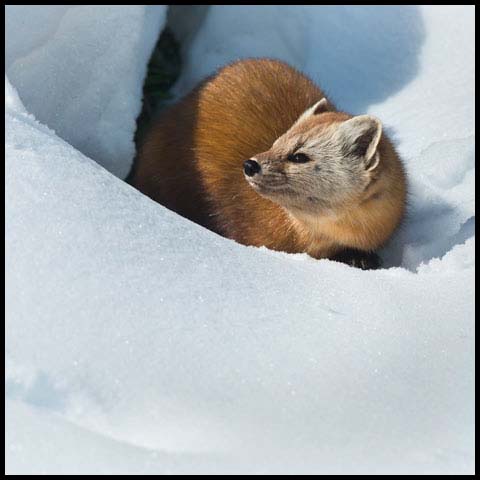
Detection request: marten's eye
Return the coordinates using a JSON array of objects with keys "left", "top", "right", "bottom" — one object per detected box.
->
[{"left": 288, "top": 153, "right": 310, "bottom": 163}]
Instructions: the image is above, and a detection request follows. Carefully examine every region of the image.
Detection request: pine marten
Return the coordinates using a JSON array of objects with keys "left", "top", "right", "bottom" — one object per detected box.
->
[{"left": 132, "top": 58, "right": 406, "bottom": 269}]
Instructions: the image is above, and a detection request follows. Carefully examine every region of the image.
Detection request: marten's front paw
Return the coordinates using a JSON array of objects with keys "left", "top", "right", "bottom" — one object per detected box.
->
[{"left": 331, "top": 249, "right": 382, "bottom": 270}]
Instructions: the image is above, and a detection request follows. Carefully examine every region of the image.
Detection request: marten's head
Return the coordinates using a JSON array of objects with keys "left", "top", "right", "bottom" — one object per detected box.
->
[{"left": 244, "top": 98, "right": 383, "bottom": 215}]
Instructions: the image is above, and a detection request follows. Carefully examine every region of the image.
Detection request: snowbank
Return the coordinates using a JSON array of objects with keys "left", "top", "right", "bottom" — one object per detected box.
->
[
  {"left": 5, "top": 5, "right": 475, "bottom": 475},
  {"left": 5, "top": 5, "right": 166, "bottom": 178}
]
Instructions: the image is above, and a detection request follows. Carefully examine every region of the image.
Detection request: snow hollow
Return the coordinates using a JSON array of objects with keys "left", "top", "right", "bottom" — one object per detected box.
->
[{"left": 5, "top": 5, "right": 474, "bottom": 475}]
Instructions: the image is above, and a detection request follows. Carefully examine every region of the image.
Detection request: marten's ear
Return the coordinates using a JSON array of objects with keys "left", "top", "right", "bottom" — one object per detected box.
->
[
  {"left": 296, "top": 98, "right": 329, "bottom": 124},
  {"left": 337, "top": 115, "right": 382, "bottom": 170},
  {"left": 306, "top": 98, "right": 329, "bottom": 116}
]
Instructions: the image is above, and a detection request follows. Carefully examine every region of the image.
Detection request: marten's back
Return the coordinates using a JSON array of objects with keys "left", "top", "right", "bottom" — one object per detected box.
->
[{"left": 133, "top": 59, "right": 326, "bottom": 251}]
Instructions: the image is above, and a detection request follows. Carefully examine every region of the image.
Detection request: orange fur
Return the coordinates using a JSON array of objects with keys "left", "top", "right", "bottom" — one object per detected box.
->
[{"left": 133, "top": 59, "right": 406, "bottom": 259}]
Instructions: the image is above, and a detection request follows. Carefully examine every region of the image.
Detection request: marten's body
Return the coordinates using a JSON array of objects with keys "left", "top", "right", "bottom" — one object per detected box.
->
[{"left": 133, "top": 59, "right": 406, "bottom": 268}]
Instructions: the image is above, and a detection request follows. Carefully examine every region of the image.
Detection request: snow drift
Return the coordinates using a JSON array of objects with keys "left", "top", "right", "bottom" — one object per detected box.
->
[
  {"left": 5, "top": 5, "right": 166, "bottom": 178},
  {"left": 5, "top": 5, "right": 475, "bottom": 475}
]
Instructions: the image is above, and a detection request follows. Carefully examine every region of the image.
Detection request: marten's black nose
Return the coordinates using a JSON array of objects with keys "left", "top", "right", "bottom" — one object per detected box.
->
[{"left": 244, "top": 159, "right": 261, "bottom": 177}]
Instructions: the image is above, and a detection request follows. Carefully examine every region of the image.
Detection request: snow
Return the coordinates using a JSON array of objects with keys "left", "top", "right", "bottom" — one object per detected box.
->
[
  {"left": 5, "top": 5, "right": 166, "bottom": 178},
  {"left": 5, "top": 5, "right": 475, "bottom": 475}
]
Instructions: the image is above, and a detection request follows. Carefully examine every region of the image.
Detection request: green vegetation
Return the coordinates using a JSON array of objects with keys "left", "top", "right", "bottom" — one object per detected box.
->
[{"left": 134, "top": 27, "right": 181, "bottom": 147}]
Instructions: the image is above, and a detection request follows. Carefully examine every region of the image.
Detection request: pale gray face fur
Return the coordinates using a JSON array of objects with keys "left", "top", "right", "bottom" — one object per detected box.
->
[{"left": 245, "top": 98, "right": 382, "bottom": 214}]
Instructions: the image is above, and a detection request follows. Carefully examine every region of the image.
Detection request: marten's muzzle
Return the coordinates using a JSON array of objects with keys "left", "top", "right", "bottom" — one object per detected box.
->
[{"left": 244, "top": 159, "right": 261, "bottom": 177}]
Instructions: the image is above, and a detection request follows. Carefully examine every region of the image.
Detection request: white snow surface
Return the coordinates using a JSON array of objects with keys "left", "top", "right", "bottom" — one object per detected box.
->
[
  {"left": 5, "top": 5, "right": 475, "bottom": 475},
  {"left": 5, "top": 5, "right": 166, "bottom": 178}
]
